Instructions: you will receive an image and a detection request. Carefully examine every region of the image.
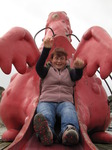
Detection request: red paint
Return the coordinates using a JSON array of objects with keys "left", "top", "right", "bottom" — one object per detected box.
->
[{"left": 0, "top": 11, "right": 112, "bottom": 150}]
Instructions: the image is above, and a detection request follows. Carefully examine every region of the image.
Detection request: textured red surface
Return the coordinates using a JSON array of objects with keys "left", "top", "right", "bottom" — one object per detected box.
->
[{"left": 0, "top": 11, "right": 112, "bottom": 150}]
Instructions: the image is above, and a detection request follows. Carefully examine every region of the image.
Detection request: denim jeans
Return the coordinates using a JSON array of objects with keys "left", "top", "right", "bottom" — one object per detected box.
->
[{"left": 36, "top": 101, "right": 79, "bottom": 138}]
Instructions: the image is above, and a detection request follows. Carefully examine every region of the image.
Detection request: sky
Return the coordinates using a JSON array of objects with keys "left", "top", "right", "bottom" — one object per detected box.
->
[{"left": 0, "top": 0, "right": 112, "bottom": 95}]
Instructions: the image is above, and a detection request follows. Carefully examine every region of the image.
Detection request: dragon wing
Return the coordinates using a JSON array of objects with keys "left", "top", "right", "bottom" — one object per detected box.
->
[
  {"left": 75, "top": 26, "right": 112, "bottom": 79},
  {"left": 0, "top": 27, "right": 40, "bottom": 74}
]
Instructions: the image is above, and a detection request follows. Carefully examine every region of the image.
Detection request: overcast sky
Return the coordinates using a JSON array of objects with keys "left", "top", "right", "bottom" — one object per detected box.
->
[{"left": 0, "top": 0, "right": 112, "bottom": 95}]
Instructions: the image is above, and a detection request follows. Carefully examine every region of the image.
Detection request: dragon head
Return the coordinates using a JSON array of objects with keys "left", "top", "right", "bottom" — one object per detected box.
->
[{"left": 45, "top": 11, "right": 72, "bottom": 42}]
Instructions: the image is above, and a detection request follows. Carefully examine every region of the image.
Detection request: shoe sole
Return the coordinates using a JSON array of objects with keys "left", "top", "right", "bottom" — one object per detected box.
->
[
  {"left": 33, "top": 114, "right": 53, "bottom": 145},
  {"left": 63, "top": 130, "right": 79, "bottom": 145}
]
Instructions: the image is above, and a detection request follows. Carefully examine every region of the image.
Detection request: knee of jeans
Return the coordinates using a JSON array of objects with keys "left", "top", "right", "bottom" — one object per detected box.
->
[{"left": 45, "top": 112, "right": 55, "bottom": 122}]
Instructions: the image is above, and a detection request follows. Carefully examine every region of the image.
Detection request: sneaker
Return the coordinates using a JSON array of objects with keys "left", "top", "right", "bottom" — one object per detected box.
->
[
  {"left": 33, "top": 113, "right": 53, "bottom": 145},
  {"left": 62, "top": 125, "right": 79, "bottom": 145}
]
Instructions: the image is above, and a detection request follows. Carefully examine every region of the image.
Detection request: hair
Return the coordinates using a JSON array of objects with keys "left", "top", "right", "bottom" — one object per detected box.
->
[{"left": 50, "top": 47, "right": 68, "bottom": 60}]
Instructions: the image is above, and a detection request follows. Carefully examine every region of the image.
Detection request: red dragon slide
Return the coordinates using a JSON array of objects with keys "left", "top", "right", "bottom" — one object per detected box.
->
[{"left": 0, "top": 11, "right": 112, "bottom": 150}]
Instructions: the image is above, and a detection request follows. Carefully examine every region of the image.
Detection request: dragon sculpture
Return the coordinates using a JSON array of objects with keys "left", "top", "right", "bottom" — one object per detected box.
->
[{"left": 0, "top": 11, "right": 112, "bottom": 150}]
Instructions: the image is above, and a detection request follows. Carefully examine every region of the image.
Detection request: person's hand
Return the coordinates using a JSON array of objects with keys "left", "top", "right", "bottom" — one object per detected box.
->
[
  {"left": 44, "top": 37, "right": 54, "bottom": 48},
  {"left": 73, "top": 58, "right": 85, "bottom": 69}
]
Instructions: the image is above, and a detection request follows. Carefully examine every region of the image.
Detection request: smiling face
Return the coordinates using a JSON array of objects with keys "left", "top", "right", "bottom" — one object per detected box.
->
[
  {"left": 50, "top": 48, "right": 67, "bottom": 70},
  {"left": 51, "top": 55, "right": 67, "bottom": 70}
]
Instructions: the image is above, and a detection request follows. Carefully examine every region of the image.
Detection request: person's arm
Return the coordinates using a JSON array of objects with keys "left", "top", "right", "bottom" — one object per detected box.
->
[
  {"left": 70, "top": 68, "right": 83, "bottom": 81},
  {"left": 36, "top": 47, "right": 51, "bottom": 78},
  {"left": 36, "top": 37, "right": 54, "bottom": 79},
  {"left": 70, "top": 58, "right": 85, "bottom": 81}
]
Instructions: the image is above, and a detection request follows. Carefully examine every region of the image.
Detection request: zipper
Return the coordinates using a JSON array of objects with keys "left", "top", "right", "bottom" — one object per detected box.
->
[{"left": 58, "top": 70, "right": 61, "bottom": 100}]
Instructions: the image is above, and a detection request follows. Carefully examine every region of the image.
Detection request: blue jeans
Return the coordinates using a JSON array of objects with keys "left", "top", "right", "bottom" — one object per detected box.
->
[{"left": 36, "top": 101, "right": 79, "bottom": 138}]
